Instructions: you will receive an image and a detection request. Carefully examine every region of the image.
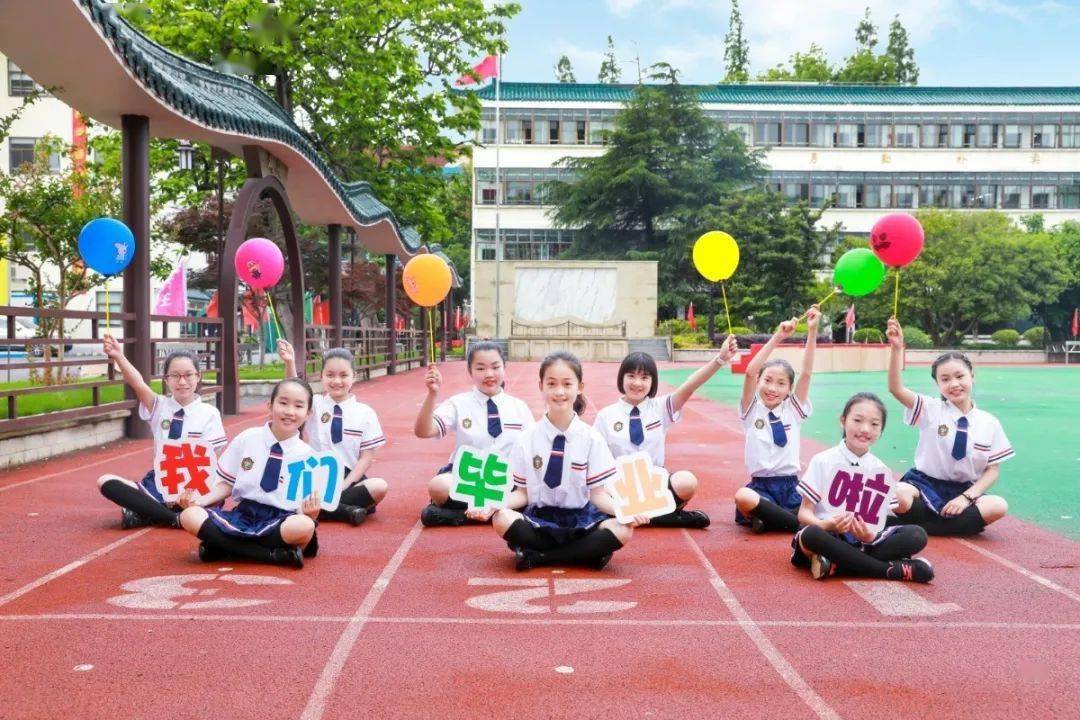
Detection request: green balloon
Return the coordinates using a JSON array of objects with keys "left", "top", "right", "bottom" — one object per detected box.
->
[{"left": 833, "top": 248, "right": 886, "bottom": 297}]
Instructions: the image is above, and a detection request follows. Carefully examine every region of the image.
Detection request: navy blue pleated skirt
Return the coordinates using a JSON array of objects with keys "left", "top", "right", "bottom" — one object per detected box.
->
[
  {"left": 207, "top": 499, "right": 292, "bottom": 538},
  {"left": 524, "top": 502, "right": 610, "bottom": 545},
  {"left": 900, "top": 468, "right": 973, "bottom": 515},
  {"left": 735, "top": 475, "right": 800, "bottom": 525}
]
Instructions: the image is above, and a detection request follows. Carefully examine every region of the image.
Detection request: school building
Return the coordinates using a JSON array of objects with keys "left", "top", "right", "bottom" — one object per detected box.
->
[{"left": 468, "top": 82, "right": 1080, "bottom": 327}]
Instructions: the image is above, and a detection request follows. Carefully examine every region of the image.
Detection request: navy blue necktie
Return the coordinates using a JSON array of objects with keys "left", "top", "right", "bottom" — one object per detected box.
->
[
  {"left": 168, "top": 408, "right": 184, "bottom": 440},
  {"left": 951, "top": 416, "right": 969, "bottom": 460},
  {"left": 331, "top": 404, "right": 343, "bottom": 444},
  {"left": 487, "top": 398, "right": 503, "bottom": 438},
  {"left": 768, "top": 411, "right": 788, "bottom": 447},
  {"left": 260, "top": 442, "right": 284, "bottom": 492},
  {"left": 543, "top": 434, "right": 566, "bottom": 489},
  {"left": 629, "top": 406, "right": 645, "bottom": 446}
]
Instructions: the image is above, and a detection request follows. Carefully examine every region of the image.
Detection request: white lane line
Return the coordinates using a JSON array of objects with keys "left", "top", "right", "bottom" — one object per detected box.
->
[
  {"left": 953, "top": 538, "right": 1080, "bottom": 604},
  {"left": 299, "top": 520, "right": 423, "bottom": 720},
  {"left": 1, "top": 613, "right": 1078, "bottom": 631},
  {"left": 0, "top": 529, "right": 152, "bottom": 608},
  {"left": 683, "top": 530, "right": 841, "bottom": 720}
]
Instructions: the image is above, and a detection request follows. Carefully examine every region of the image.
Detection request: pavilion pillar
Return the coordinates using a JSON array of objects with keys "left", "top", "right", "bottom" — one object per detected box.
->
[
  {"left": 385, "top": 254, "right": 397, "bottom": 374},
  {"left": 121, "top": 115, "right": 152, "bottom": 439},
  {"left": 328, "top": 224, "right": 343, "bottom": 347}
]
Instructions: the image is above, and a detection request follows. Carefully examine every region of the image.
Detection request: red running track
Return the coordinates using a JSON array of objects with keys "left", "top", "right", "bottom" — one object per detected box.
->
[{"left": 0, "top": 362, "right": 1077, "bottom": 719}]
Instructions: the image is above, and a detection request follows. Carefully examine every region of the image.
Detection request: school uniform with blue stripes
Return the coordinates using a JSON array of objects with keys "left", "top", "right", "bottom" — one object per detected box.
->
[
  {"left": 736, "top": 394, "right": 812, "bottom": 525},
  {"left": 207, "top": 424, "right": 313, "bottom": 537},
  {"left": 510, "top": 414, "right": 617, "bottom": 545},
  {"left": 900, "top": 394, "right": 1015, "bottom": 514}
]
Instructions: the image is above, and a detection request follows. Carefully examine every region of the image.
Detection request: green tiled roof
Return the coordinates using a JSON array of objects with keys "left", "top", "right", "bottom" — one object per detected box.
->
[
  {"left": 79, "top": 0, "right": 427, "bottom": 255},
  {"left": 467, "top": 82, "right": 1080, "bottom": 106}
]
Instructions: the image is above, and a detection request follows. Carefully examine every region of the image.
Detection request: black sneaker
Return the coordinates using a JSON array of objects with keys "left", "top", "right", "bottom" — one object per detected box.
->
[
  {"left": 887, "top": 557, "right": 935, "bottom": 583},
  {"left": 420, "top": 502, "right": 466, "bottom": 527},
  {"left": 750, "top": 516, "right": 768, "bottom": 534},
  {"left": 198, "top": 542, "right": 226, "bottom": 563},
  {"left": 591, "top": 553, "right": 613, "bottom": 571},
  {"left": 303, "top": 532, "right": 319, "bottom": 558},
  {"left": 270, "top": 547, "right": 304, "bottom": 569},
  {"left": 514, "top": 548, "right": 543, "bottom": 572},
  {"left": 346, "top": 506, "right": 368, "bottom": 527},
  {"left": 121, "top": 508, "right": 151, "bottom": 530},
  {"left": 809, "top": 553, "right": 834, "bottom": 580},
  {"left": 365, "top": 504, "right": 377, "bottom": 515},
  {"left": 648, "top": 509, "right": 711, "bottom": 529}
]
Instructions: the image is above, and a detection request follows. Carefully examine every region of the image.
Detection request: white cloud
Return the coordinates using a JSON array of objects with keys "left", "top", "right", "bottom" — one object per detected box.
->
[
  {"left": 552, "top": 42, "right": 607, "bottom": 80},
  {"left": 966, "top": 0, "right": 1064, "bottom": 22}
]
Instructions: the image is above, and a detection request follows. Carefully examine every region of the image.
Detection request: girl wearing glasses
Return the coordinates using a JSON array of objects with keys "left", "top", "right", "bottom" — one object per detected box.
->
[{"left": 96, "top": 335, "right": 228, "bottom": 530}]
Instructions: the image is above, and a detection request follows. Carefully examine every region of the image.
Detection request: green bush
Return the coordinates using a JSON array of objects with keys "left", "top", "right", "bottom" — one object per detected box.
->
[
  {"left": 852, "top": 327, "right": 885, "bottom": 344},
  {"left": 1022, "top": 326, "right": 1047, "bottom": 347},
  {"left": 657, "top": 319, "right": 692, "bottom": 336},
  {"left": 902, "top": 326, "right": 932, "bottom": 349},
  {"left": 990, "top": 329, "right": 1020, "bottom": 346},
  {"left": 673, "top": 332, "right": 709, "bottom": 349}
]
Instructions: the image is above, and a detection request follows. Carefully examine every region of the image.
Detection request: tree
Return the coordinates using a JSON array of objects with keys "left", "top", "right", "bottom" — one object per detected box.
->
[
  {"left": 555, "top": 54, "right": 576, "bottom": 83},
  {"left": 854, "top": 7, "right": 878, "bottom": 51},
  {"left": 833, "top": 51, "right": 898, "bottom": 83},
  {"left": 599, "top": 36, "right": 622, "bottom": 84},
  {"left": 126, "top": 0, "right": 518, "bottom": 257},
  {"left": 886, "top": 15, "right": 919, "bottom": 84},
  {"left": 722, "top": 0, "right": 750, "bottom": 82},
  {"left": 547, "top": 73, "right": 765, "bottom": 254},
  {"left": 1036, "top": 221, "right": 1080, "bottom": 340},
  {"left": 0, "top": 135, "right": 173, "bottom": 383},
  {"left": 758, "top": 44, "right": 833, "bottom": 82},
  {"left": 830, "top": 211, "right": 1069, "bottom": 345}
]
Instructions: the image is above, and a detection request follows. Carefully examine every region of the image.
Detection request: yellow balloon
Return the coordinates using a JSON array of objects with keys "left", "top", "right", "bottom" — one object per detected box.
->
[
  {"left": 402, "top": 254, "right": 452, "bottom": 307},
  {"left": 692, "top": 231, "right": 739, "bottom": 282}
]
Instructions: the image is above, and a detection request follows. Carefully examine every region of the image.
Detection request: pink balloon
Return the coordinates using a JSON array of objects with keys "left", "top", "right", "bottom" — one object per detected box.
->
[
  {"left": 870, "top": 213, "right": 924, "bottom": 268},
  {"left": 235, "top": 237, "right": 284, "bottom": 289}
]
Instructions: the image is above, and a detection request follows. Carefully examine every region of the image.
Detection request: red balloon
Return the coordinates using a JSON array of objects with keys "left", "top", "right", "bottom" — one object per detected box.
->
[{"left": 870, "top": 213, "right": 924, "bottom": 268}]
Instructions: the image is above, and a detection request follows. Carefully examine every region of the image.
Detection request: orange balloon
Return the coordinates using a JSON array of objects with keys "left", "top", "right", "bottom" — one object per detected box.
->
[{"left": 402, "top": 254, "right": 452, "bottom": 307}]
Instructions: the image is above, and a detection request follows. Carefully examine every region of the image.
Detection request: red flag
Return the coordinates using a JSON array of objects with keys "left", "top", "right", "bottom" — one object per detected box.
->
[
  {"left": 845, "top": 304, "right": 856, "bottom": 329},
  {"left": 206, "top": 291, "right": 218, "bottom": 319},
  {"left": 456, "top": 54, "right": 498, "bottom": 86},
  {"left": 687, "top": 302, "right": 696, "bottom": 331},
  {"left": 1072, "top": 308, "right": 1079, "bottom": 338},
  {"left": 318, "top": 296, "right": 330, "bottom": 325}
]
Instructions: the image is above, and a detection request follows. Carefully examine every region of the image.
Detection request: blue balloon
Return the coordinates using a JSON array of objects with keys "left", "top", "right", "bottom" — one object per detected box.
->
[{"left": 78, "top": 218, "right": 135, "bottom": 276}]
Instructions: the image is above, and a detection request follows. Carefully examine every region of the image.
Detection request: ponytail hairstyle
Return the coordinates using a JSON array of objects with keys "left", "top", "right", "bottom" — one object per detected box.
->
[
  {"left": 467, "top": 340, "right": 506, "bottom": 368},
  {"left": 322, "top": 347, "right": 355, "bottom": 370},
  {"left": 539, "top": 350, "right": 587, "bottom": 415},
  {"left": 759, "top": 358, "right": 795, "bottom": 386},
  {"left": 271, "top": 377, "right": 314, "bottom": 411},
  {"left": 840, "top": 392, "right": 888, "bottom": 438}
]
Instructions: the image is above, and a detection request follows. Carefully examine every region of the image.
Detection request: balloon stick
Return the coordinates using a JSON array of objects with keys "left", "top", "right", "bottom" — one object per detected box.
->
[
  {"left": 893, "top": 270, "right": 901, "bottom": 319},
  {"left": 798, "top": 287, "right": 839, "bottom": 321},
  {"left": 720, "top": 282, "right": 733, "bottom": 336}
]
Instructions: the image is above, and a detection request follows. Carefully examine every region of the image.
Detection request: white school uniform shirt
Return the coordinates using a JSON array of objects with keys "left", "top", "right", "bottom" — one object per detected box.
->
[
  {"left": 215, "top": 424, "right": 313, "bottom": 511},
  {"left": 433, "top": 388, "right": 535, "bottom": 458},
  {"left": 741, "top": 394, "right": 812, "bottom": 477},
  {"left": 594, "top": 394, "right": 681, "bottom": 467},
  {"left": 797, "top": 442, "right": 896, "bottom": 526},
  {"left": 510, "top": 414, "right": 617, "bottom": 510},
  {"left": 139, "top": 394, "right": 229, "bottom": 459},
  {"left": 904, "top": 393, "right": 1015, "bottom": 483},
  {"left": 304, "top": 393, "right": 386, "bottom": 470}
]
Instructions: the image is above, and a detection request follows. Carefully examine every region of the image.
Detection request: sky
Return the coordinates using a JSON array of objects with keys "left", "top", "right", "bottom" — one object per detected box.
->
[{"left": 493, "top": 0, "right": 1080, "bottom": 86}]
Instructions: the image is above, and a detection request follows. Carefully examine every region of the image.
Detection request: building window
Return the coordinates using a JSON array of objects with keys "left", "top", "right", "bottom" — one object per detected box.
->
[
  {"left": 95, "top": 291, "right": 123, "bottom": 328},
  {"left": 834, "top": 184, "right": 857, "bottom": 208},
  {"left": 480, "top": 247, "right": 496, "bottom": 260},
  {"left": 1062, "top": 125, "right": 1080, "bottom": 148},
  {"left": 893, "top": 125, "right": 917, "bottom": 148},
  {"left": 784, "top": 123, "right": 809, "bottom": 146},
  {"left": 811, "top": 123, "right": 835, "bottom": 148},
  {"left": 1060, "top": 185, "right": 1080, "bottom": 209},
  {"left": 975, "top": 184, "right": 998, "bottom": 208},
  {"left": 754, "top": 122, "right": 781, "bottom": 146},
  {"left": 893, "top": 185, "right": 916, "bottom": 208},
  {"left": 953, "top": 185, "right": 978, "bottom": 208},
  {"left": 920, "top": 185, "right": 950, "bottom": 208},
  {"left": 726, "top": 123, "right": 752, "bottom": 145},
  {"left": 8, "top": 138, "right": 36, "bottom": 170},
  {"left": 504, "top": 119, "right": 522, "bottom": 144},
  {"left": 860, "top": 124, "right": 887, "bottom": 148},
  {"left": 1031, "top": 185, "right": 1055, "bottom": 209},
  {"left": 810, "top": 183, "right": 833, "bottom": 207},
  {"left": 1001, "top": 185, "right": 1024, "bottom": 208},
  {"left": 834, "top": 124, "right": 858, "bottom": 148},
  {"left": 7, "top": 60, "right": 38, "bottom": 96},
  {"left": 951, "top": 124, "right": 977, "bottom": 148},
  {"left": 863, "top": 185, "right": 890, "bottom": 208},
  {"left": 1003, "top": 125, "right": 1024, "bottom": 148},
  {"left": 783, "top": 183, "right": 809, "bottom": 202},
  {"left": 1032, "top": 124, "right": 1057, "bottom": 149}
]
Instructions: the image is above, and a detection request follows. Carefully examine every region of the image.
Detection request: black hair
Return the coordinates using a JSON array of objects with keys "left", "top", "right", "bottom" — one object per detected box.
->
[
  {"left": 539, "top": 350, "right": 587, "bottom": 415},
  {"left": 322, "top": 348, "right": 355, "bottom": 370},
  {"left": 841, "top": 392, "right": 888, "bottom": 437},
  {"left": 467, "top": 341, "right": 506, "bottom": 370},
  {"left": 163, "top": 349, "right": 200, "bottom": 376},
  {"left": 271, "top": 377, "right": 314, "bottom": 411},
  {"left": 759, "top": 358, "right": 795, "bottom": 386},
  {"left": 617, "top": 352, "right": 658, "bottom": 398},
  {"left": 931, "top": 352, "right": 973, "bottom": 380}
]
